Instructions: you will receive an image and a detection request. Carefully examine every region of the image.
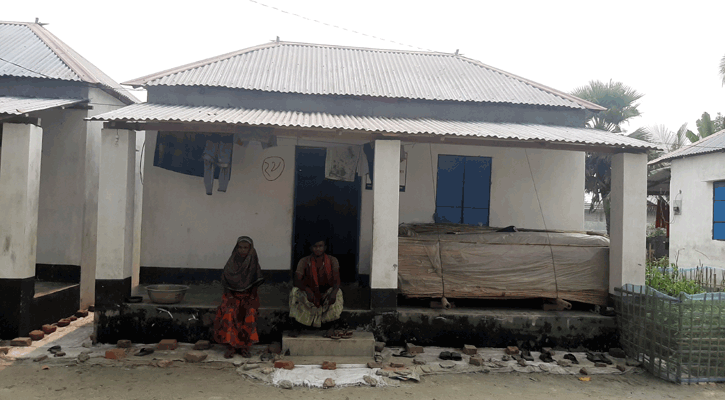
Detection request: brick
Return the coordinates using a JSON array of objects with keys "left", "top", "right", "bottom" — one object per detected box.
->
[
  {"left": 69, "top": 316, "right": 78, "bottom": 321},
  {"left": 321, "top": 361, "right": 336, "bottom": 370},
  {"left": 11, "top": 338, "right": 32, "bottom": 347},
  {"left": 461, "top": 344, "right": 478, "bottom": 355},
  {"left": 504, "top": 346, "right": 519, "bottom": 355},
  {"left": 53, "top": 351, "right": 66, "bottom": 357},
  {"left": 117, "top": 340, "right": 132, "bottom": 348},
  {"left": 156, "top": 359, "right": 174, "bottom": 368},
  {"left": 267, "top": 342, "right": 282, "bottom": 354},
  {"left": 29, "top": 330, "right": 44, "bottom": 341},
  {"left": 616, "top": 364, "right": 626, "bottom": 372},
  {"left": 469, "top": 356, "right": 484, "bottom": 366},
  {"left": 367, "top": 362, "right": 383, "bottom": 369},
  {"left": 323, "top": 378, "right": 335, "bottom": 389},
  {"left": 41, "top": 325, "right": 56, "bottom": 334},
  {"left": 274, "top": 360, "right": 294, "bottom": 370},
  {"left": 193, "top": 340, "right": 211, "bottom": 350},
  {"left": 389, "top": 361, "right": 405, "bottom": 368},
  {"left": 157, "top": 339, "right": 178, "bottom": 350},
  {"left": 406, "top": 343, "right": 423, "bottom": 354},
  {"left": 579, "top": 367, "right": 589, "bottom": 375},
  {"left": 184, "top": 351, "right": 208, "bottom": 363},
  {"left": 75, "top": 310, "right": 89, "bottom": 318},
  {"left": 57, "top": 319, "right": 70, "bottom": 327},
  {"left": 105, "top": 348, "right": 127, "bottom": 360},
  {"left": 374, "top": 342, "right": 386, "bottom": 352}
]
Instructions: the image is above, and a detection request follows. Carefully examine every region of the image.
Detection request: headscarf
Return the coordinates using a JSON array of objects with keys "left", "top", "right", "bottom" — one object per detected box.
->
[{"left": 221, "top": 236, "right": 264, "bottom": 292}]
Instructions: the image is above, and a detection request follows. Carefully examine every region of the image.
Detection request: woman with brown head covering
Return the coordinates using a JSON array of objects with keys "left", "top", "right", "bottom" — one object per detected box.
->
[{"left": 213, "top": 236, "right": 264, "bottom": 358}]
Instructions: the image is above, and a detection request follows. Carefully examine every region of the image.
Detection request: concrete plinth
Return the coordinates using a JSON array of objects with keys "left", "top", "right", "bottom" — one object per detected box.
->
[{"left": 282, "top": 331, "right": 375, "bottom": 357}]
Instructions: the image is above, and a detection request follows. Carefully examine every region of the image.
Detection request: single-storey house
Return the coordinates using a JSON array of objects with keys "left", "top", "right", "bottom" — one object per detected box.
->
[
  {"left": 89, "top": 40, "right": 656, "bottom": 341},
  {"left": 649, "top": 129, "right": 725, "bottom": 269},
  {"left": 0, "top": 21, "right": 139, "bottom": 339}
]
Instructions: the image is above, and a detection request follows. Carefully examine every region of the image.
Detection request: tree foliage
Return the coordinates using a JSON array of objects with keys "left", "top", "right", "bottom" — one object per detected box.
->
[
  {"left": 686, "top": 112, "right": 716, "bottom": 143},
  {"left": 571, "top": 80, "right": 644, "bottom": 133}
]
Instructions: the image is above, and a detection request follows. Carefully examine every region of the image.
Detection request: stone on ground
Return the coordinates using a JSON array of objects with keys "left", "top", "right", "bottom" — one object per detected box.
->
[
  {"left": 462, "top": 344, "right": 478, "bottom": 355},
  {"left": 374, "top": 342, "right": 386, "bottom": 352},
  {"left": 363, "top": 375, "right": 378, "bottom": 386},
  {"left": 279, "top": 380, "right": 293, "bottom": 390},
  {"left": 33, "top": 355, "right": 48, "bottom": 362},
  {"left": 105, "top": 349, "right": 126, "bottom": 360},
  {"left": 157, "top": 339, "right": 178, "bottom": 350},
  {"left": 505, "top": 346, "right": 519, "bottom": 355},
  {"left": 117, "top": 339, "right": 132, "bottom": 348},
  {"left": 609, "top": 348, "right": 626, "bottom": 358},
  {"left": 469, "top": 356, "right": 484, "bottom": 366},
  {"left": 323, "top": 378, "right": 335, "bottom": 389},
  {"left": 321, "top": 361, "right": 336, "bottom": 370},
  {"left": 406, "top": 343, "right": 423, "bottom": 354}
]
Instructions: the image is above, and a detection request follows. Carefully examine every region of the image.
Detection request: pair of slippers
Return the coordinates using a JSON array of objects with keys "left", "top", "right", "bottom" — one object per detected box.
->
[
  {"left": 47, "top": 345, "right": 62, "bottom": 354},
  {"left": 439, "top": 351, "right": 462, "bottom": 361},
  {"left": 324, "top": 329, "right": 353, "bottom": 340},
  {"left": 586, "top": 351, "right": 612, "bottom": 364}
]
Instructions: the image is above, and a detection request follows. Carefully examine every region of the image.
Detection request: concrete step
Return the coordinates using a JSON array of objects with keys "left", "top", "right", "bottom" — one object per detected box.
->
[{"left": 282, "top": 331, "right": 375, "bottom": 357}]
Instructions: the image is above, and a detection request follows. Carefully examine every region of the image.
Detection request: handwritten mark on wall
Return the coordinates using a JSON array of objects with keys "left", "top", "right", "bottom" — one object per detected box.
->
[{"left": 262, "top": 156, "right": 285, "bottom": 181}]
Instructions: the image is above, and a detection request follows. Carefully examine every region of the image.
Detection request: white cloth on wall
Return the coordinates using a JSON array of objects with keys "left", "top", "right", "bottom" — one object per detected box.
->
[{"left": 325, "top": 146, "right": 361, "bottom": 182}]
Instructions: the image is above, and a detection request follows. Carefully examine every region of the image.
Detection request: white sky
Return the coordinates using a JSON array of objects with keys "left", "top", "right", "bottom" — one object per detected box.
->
[{"left": 5, "top": 0, "right": 725, "bottom": 145}]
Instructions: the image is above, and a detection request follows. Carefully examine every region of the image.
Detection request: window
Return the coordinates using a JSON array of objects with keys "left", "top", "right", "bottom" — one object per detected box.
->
[
  {"left": 714, "top": 181, "right": 725, "bottom": 240},
  {"left": 435, "top": 155, "right": 491, "bottom": 226}
]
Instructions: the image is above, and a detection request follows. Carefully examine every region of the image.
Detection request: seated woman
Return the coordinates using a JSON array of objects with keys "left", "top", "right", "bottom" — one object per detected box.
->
[
  {"left": 214, "top": 236, "right": 265, "bottom": 358},
  {"left": 289, "top": 237, "right": 344, "bottom": 329}
]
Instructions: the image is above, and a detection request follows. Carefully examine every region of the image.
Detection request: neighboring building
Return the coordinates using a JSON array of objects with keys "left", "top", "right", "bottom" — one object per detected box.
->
[
  {"left": 0, "top": 21, "right": 139, "bottom": 339},
  {"left": 89, "top": 41, "right": 656, "bottom": 341},
  {"left": 584, "top": 201, "right": 657, "bottom": 234},
  {"left": 649, "top": 129, "right": 725, "bottom": 269}
]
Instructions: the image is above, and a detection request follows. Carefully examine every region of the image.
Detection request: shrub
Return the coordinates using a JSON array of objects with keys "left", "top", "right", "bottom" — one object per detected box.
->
[{"left": 645, "top": 257, "right": 705, "bottom": 296}]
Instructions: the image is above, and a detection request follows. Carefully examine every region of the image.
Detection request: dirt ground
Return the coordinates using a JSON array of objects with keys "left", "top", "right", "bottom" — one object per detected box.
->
[{"left": 1, "top": 361, "right": 724, "bottom": 400}]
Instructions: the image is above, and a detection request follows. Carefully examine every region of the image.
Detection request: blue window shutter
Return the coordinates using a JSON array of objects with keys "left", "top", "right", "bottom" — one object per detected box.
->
[
  {"left": 435, "top": 155, "right": 464, "bottom": 223},
  {"left": 715, "top": 202, "right": 725, "bottom": 223},
  {"left": 715, "top": 223, "right": 725, "bottom": 240},
  {"left": 462, "top": 157, "right": 491, "bottom": 226}
]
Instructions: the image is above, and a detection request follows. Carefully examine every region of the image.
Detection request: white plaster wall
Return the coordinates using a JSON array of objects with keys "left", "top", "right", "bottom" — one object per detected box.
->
[
  {"left": 669, "top": 153, "right": 725, "bottom": 269},
  {"left": 35, "top": 108, "right": 88, "bottom": 266},
  {"left": 140, "top": 132, "right": 296, "bottom": 271},
  {"left": 141, "top": 135, "right": 584, "bottom": 277}
]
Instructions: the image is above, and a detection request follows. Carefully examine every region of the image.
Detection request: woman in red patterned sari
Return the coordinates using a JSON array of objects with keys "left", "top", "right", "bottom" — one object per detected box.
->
[{"left": 214, "top": 236, "right": 264, "bottom": 358}]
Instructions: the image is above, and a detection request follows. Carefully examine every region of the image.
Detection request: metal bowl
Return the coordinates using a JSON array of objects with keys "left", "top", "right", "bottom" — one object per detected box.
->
[{"left": 145, "top": 284, "right": 189, "bottom": 304}]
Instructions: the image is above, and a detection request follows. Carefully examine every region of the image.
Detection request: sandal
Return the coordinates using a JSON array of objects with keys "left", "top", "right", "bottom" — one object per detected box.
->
[
  {"left": 521, "top": 349, "right": 534, "bottom": 362},
  {"left": 393, "top": 351, "right": 416, "bottom": 358},
  {"left": 439, "top": 351, "right": 452, "bottom": 360},
  {"left": 539, "top": 352, "right": 554, "bottom": 363},
  {"left": 563, "top": 353, "right": 579, "bottom": 364},
  {"left": 450, "top": 352, "right": 462, "bottom": 361},
  {"left": 598, "top": 353, "right": 613, "bottom": 365},
  {"left": 135, "top": 348, "right": 155, "bottom": 357},
  {"left": 47, "top": 345, "right": 61, "bottom": 354},
  {"left": 224, "top": 347, "right": 236, "bottom": 359}
]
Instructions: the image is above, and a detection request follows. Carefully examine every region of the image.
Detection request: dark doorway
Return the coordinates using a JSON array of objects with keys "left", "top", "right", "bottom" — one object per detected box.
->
[{"left": 292, "top": 147, "right": 361, "bottom": 283}]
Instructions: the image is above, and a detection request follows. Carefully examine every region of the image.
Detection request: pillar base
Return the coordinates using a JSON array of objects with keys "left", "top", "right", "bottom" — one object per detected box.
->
[
  {"left": 95, "top": 277, "right": 132, "bottom": 309},
  {"left": 370, "top": 288, "right": 397, "bottom": 312},
  {"left": 0, "top": 277, "right": 35, "bottom": 339}
]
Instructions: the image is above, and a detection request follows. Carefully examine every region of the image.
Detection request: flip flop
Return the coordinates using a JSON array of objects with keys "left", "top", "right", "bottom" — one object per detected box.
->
[
  {"left": 47, "top": 345, "right": 61, "bottom": 354},
  {"left": 392, "top": 351, "right": 416, "bottom": 358},
  {"left": 521, "top": 349, "right": 534, "bottom": 362},
  {"left": 450, "top": 352, "right": 462, "bottom": 361},
  {"left": 135, "top": 348, "right": 154, "bottom": 357},
  {"left": 439, "top": 351, "right": 452, "bottom": 360},
  {"left": 539, "top": 353, "right": 554, "bottom": 363},
  {"left": 598, "top": 353, "right": 613, "bottom": 365},
  {"left": 563, "top": 353, "right": 579, "bottom": 364}
]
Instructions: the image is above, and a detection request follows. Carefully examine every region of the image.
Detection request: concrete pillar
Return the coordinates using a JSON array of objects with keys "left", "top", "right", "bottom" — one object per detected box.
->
[
  {"left": 0, "top": 122, "right": 42, "bottom": 338},
  {"left": 609, "top": 152, "right": 647, "bottom": 293},
  {"left": 370, "top": 139, "right": 400, "bottom": 311},
  {"left": 80, "top": 119, "right": 100, "bottom": 309},
  {"left": 95, "top": 129, "right": 136, "bottom": 311}
]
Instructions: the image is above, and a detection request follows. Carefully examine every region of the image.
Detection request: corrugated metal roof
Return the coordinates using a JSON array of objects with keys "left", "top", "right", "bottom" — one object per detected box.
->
[
  {"left": 0, "top": 21, "right": 138, "bottom": 104},
  {"left": 125, "top": 41, "right": 603, "bottom": 111},
  {"left": 0, "top": 95, "right": 85, "bottom": 116},
  {"left": 89, "top": 102, "right": 656, "bottom": 150},
  {"left": 649, "top": 129, "right": 725, "bottom": 165}
]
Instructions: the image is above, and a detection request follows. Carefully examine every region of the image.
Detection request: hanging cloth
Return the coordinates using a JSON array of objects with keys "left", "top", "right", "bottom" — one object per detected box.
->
[{"left": 324, "top": 146, "right": 361, "bottom": 182}]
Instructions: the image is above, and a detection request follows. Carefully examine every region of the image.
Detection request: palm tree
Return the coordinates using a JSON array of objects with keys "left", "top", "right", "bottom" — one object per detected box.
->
[
  {"left": 571, "top": 80, "right": 645, "bottom": 234},
  {"left": 651, "top": 123, "right": 689, "bottom": 155},
  {"left": 686, "top": 112, "right": 716, "bottom": 143}
]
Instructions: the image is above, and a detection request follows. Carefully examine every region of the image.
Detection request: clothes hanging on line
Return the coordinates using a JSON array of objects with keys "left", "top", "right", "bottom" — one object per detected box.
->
[{"left": 203, "top": 139, "right": 233, "bottom": 195}]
